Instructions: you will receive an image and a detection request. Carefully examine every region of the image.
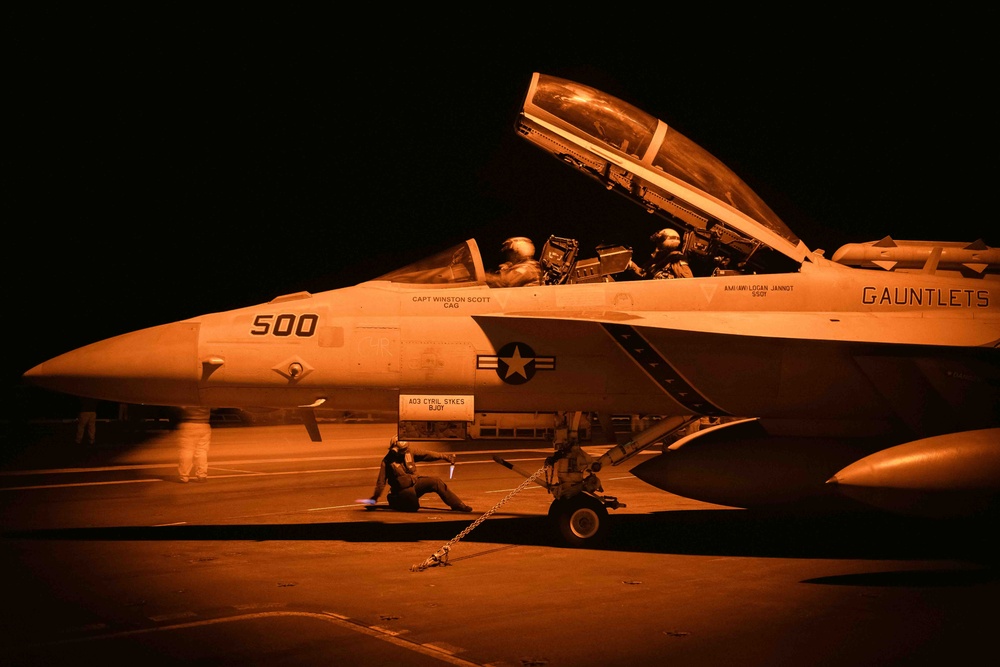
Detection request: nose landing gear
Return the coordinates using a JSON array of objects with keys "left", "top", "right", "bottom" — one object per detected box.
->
[
  {"left": 543, "top": 412, "right": 696, "bottom": 547},
  {"left": 494, "top": 412, "right": 697, "bottom": 548}
]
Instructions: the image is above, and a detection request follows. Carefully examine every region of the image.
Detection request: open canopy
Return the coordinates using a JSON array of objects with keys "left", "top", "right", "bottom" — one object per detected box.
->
[{"left": 517, "top": 73, "right": 811, "bottom": 275}]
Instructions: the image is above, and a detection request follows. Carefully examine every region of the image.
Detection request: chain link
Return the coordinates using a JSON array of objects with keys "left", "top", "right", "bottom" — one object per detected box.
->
[{"left": 410, "top": 464, "right": 549, "bottom": 572}]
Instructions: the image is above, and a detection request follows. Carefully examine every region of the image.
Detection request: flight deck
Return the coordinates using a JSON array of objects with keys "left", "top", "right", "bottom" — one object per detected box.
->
[{"left": 2, "top": 422, "right": 997, "bottom": 666}]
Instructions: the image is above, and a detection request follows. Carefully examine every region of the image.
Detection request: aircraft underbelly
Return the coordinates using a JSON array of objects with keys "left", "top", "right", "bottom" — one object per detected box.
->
[{"left": 630, "top": 326, "right": 997, "bottom": 428}]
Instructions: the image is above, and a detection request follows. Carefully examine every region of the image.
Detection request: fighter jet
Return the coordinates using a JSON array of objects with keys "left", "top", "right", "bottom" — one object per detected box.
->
[{"left": 24, "top": 73, "right": 1000, "bottom": 546}]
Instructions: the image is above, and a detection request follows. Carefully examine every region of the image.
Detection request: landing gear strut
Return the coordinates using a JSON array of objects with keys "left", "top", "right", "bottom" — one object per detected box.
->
[{"left": 496, "top": 412, "right": 698, "bottom": 548}]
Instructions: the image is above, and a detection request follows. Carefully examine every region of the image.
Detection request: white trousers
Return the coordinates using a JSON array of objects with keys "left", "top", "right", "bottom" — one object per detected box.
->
[{"left": 177, "top": 422, "right": 211, "bottom": 480}]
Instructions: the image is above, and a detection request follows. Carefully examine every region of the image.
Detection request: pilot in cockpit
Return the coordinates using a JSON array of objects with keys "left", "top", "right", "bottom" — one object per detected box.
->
[
  {"left": 627, "top": 227, "right": 694, "bottom": 279},
  {"left": 485, "top": 237, "right": 544, "bottom": 287}
]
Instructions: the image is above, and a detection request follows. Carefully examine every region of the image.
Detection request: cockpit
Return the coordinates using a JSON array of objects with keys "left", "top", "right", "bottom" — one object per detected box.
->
[
  {"left": 374, "top": 73, "right": 998, "bottom": 287},
  {"left": 379, "top": 73, "right": 813, "bottom": 287},
  {"left": 375, "top": 237, "right": 633, "bottom": 286}
]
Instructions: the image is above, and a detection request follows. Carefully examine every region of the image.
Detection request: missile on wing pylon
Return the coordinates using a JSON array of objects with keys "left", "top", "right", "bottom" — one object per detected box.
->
[{"left": 831, "top": 236, "right": 1000, "bottom": 275}]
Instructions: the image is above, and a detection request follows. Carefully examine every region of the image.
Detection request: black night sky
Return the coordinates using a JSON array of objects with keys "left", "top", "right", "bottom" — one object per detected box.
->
[{"left": 5, "top": 9, "right": 996, "bottom": 419}]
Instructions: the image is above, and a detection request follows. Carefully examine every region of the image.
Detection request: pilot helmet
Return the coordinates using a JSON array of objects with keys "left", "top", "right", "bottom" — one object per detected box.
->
[
  {"left": 651, "top": 228, "right": 682, "bottom": 251},
  {"left": 501, "top": 237, "right": 535, "bottom": 260}
]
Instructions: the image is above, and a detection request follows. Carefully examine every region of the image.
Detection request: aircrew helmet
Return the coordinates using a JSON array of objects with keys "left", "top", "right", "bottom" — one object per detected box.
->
[
  {"left": 651, "top": 228, "right": 682, "bottom": 250},
  {"left": 501, "top": 237, "right": 535, "bottom": 260}
]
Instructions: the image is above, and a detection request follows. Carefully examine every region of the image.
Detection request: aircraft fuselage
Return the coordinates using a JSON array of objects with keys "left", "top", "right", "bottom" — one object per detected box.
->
[{"left": 26, "top": 257, "right": 999, "bottom": 443}]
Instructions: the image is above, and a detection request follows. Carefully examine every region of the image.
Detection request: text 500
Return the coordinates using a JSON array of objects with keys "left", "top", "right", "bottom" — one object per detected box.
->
[{"left": 251, "top": 314, "right": 318, "bottom": 337}]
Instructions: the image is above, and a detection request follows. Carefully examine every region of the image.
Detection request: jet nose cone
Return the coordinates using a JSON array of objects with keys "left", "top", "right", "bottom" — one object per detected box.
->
[{"left": 23, "top": 321, "right": 203, "bottom": 405}]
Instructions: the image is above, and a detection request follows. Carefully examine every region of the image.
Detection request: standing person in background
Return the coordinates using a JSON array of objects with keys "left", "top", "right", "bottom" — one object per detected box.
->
[
  {"left": 75, "top": 396, "right": 98, "bottom": 445},
  {"left": 177, "top": 406, "right": 212, "bottom": 483}
]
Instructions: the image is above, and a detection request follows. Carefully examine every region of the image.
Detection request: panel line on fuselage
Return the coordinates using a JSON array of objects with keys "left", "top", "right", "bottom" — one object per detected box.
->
[{"left": 601, "top": 322, "right": 730, "bottom": 417}]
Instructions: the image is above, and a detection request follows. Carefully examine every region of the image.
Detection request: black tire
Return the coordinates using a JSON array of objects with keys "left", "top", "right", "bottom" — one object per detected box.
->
[{"left": 550, "top": 494, "right": 609, "bottom": 547}]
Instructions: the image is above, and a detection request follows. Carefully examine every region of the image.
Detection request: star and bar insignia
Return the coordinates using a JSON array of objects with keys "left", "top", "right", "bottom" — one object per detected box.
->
[{"left": 477, "top": 342, "right": 556, "bottom": 385}]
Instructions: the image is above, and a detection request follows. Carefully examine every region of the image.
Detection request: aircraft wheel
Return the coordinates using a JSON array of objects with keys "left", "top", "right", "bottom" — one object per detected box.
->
[{"left": 550, "top": 495, "right": 609, "bottom": 548}]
